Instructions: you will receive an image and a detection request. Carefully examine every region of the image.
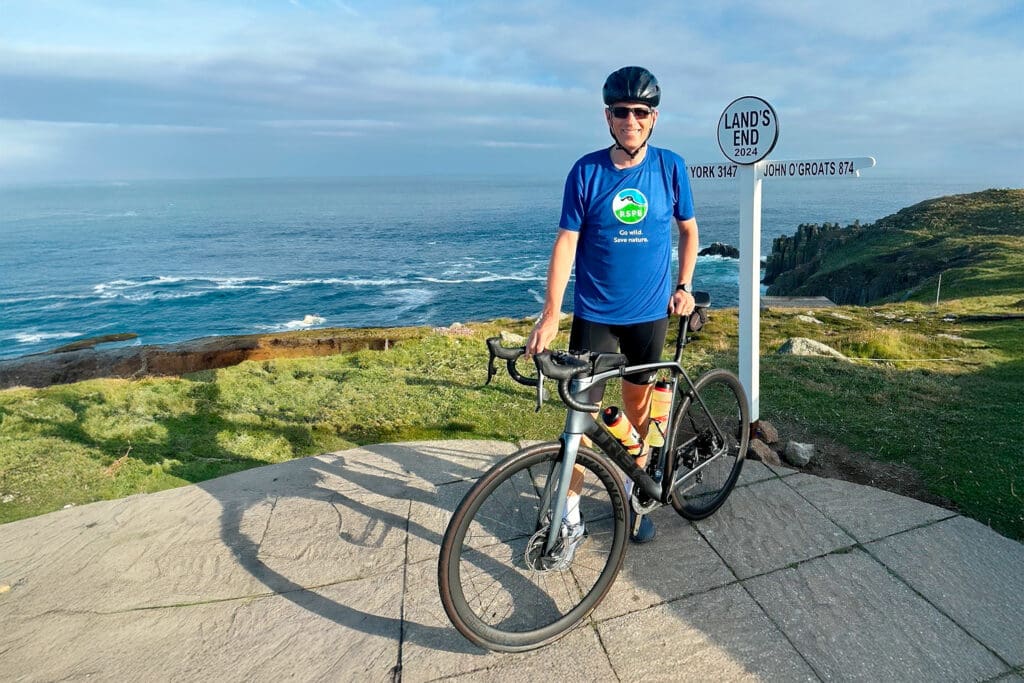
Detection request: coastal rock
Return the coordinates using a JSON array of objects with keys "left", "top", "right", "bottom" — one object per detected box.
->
[
  {"left": 0, "top": 331, "right": 405, "bottom": 390},
  {"left": 500, "top": 331, "right": 526, "bottom": 346},
  {"left": 796, "top": 314, "right": 823, "bottom": 325},
  {"left": 762, "top": 190, "right": 1023, "bottom": 305},
  {"left": 698, "top": 242, "right": 740, "bottom": 258},
  {"left": 776, "top": 337, "right": 849, "bottom": 360}
]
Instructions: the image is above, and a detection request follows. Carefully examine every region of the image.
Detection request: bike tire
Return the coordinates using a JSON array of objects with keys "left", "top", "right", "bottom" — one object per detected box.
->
[
  {"left": 669, "top": 369, "right": 750, "bottom": 520},
  {"left": 438, "top": 442, "right": 628, "bottom": 652}
]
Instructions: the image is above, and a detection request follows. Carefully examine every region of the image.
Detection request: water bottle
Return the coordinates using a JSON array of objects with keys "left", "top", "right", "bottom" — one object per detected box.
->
[
  {"left": 602, "top": 407, "right": 644, "bottom": 456},
  {"left": 646, "top": 381, "right": 672, "bottom": 448}
]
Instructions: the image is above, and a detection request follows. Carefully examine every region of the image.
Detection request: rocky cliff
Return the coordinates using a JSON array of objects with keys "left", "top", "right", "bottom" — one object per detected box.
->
[
  {"left": 763, "top": 189, "right": 1024, "bottom": 305},
  {"left": 0, "top": 329, "right": 412, "bottom": 390}
]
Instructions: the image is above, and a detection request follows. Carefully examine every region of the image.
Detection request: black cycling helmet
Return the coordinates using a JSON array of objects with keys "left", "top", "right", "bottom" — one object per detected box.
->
[{"left": 602, "top": 66, "right": 661, "bottom": 107}]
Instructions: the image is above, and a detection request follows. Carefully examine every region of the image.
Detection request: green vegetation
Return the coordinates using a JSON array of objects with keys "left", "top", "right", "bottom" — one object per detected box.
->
[
  {"left": 1, "top": 304, "right": 1021, "bottom": 540},
  {"left": 1, "top": 189, "right": 1022, "bottom": 540},
  {"left": 765, "top": 189, "right": 1024, "bottom": 304}
]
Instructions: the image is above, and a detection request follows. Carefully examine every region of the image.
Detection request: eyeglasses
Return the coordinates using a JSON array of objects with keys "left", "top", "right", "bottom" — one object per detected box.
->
[{"left": 609, "top": 106, "right": 653, "bottom": 120}]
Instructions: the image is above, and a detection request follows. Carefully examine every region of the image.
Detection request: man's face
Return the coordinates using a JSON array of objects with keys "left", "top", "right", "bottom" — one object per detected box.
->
[{"left": 605, "top": 101, "right": 657, "bottom": 148}]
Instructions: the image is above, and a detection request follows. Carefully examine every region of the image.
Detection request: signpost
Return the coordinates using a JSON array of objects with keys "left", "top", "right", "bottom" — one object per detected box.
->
[{"left": 690, "top": 98, "right": 874, "bottom": 426}]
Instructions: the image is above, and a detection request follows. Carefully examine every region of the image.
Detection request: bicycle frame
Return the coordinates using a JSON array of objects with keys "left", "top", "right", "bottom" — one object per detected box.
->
[{"left": 542, "top": 353, "right": 736, "bottom": 555}]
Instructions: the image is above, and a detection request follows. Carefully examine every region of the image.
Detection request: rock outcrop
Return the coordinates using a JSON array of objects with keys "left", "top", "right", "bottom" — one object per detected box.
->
[
  {"left": 776, "top": 337, "right": 848, "bottom": 360},
  {"left": 762, "top": 189, "right": 1024, "bottom": 305},
  {"left": 0, "top": 331, "right": 408, "bottom": 389},
  {"left": 698, "top": 242, "right": 740, "bottom": 258}
]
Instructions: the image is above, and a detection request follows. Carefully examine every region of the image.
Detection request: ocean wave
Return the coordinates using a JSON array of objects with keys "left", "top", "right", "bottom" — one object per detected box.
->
[
  {"left": 696, "top": 253, "right": 742, "bottom": 263},
  {"left": 281, "top": 277, "right": 406, "bottom": 287},
  {"left": 392, "top": 287, "right": 436, "bottom": 311},
  {"left": 0, "top": 293, "right": 91, "bottom": 305},
  {"left": 258, "top": 314, "right": 326, "bottom": 332},
  {"left": 418, "top": 273, "right": 545, "bottom": 284},
  {"left": 90, "top": 276, "right": 294, "bottom": 301},
  {"left": 9, "top": 330, "right": 81, "bottom": 344}
]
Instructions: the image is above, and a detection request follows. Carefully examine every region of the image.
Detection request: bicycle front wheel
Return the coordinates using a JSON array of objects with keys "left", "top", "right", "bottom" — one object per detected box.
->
[
  {"left": 669, "top": 368, "right": 750, "bottom": 520},
  {"left": 438, "top": 442, "right": 628, "bottom": 652}
]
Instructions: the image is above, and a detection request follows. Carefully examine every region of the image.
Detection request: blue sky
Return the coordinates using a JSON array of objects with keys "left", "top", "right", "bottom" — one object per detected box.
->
[{"left": 1, "top": 0, "right": 1022, "bottom": 184}]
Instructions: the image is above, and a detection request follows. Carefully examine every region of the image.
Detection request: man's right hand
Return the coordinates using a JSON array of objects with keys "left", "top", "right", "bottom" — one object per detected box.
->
[{"left": 525, "top": 315, "right": 559, "bottom": 358}]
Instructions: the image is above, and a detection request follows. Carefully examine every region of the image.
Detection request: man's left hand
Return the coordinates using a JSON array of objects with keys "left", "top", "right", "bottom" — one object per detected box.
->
[{"left": 669, "top": 290, "right": 695, "bottom": 317}]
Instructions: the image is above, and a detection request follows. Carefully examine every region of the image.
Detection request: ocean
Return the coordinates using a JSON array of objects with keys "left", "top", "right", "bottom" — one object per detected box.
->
[{"left": 0, "top": 174, "right": 1004, "bottom": 360}]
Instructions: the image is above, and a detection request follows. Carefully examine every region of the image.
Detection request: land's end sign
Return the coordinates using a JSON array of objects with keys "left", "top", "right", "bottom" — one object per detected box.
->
[{"left": 717, "top": 96, "right": 778, "bottom": 165}]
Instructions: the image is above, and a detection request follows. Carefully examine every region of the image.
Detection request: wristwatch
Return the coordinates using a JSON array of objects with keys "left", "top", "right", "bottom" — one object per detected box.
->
[{"left": 676, "top": 283, "right": 692, "bottom": 293}]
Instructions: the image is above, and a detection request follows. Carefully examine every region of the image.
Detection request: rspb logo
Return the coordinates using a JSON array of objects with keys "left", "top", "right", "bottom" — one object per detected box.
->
[{"left": 612, "top": 189, "right": 648, "bottom": 225}]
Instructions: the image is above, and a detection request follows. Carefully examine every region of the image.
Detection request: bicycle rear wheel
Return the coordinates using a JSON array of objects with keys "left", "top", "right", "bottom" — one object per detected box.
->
[
  {"left": 669, "top": 368, "right": 750, "bottom": 520},
  {"left": 438, "top": 442, "right": 627, "bottom": 652}
]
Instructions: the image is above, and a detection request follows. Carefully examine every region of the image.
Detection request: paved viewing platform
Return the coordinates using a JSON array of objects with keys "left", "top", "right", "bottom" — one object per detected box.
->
[{"left": 2, "top": 440, "right": 1021, "bottom": 681}]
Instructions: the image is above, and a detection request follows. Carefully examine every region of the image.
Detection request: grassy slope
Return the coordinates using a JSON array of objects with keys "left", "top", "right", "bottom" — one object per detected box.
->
[
  {"left": 771, "top": 189, "right": 1024, "bottom": 304},
  {"left": 2, "top": 304, "right": 1022, "bottom": 540}
]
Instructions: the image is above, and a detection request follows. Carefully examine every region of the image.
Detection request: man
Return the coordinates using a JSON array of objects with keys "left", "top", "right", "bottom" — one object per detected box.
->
[{"left": 526, "top": 65, "right": 700, "bottom": 544}]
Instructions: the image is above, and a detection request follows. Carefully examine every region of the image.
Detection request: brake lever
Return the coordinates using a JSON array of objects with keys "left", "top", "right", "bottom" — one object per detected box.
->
[
  {"left": 534, "top": 369, "right": 547, "bottom": 412},
  {"left": 486, "top": 349, "right": 498, "bottom": 386}
]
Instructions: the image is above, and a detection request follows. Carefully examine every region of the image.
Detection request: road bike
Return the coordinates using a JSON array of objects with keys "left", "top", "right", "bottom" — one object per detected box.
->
[{"left": 437, "top": 292, "right": 750, "bottom": 652}]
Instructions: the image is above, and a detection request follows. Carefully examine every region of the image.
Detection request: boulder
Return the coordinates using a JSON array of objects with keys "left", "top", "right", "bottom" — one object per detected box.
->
[
  {"left": 698, "top": 242, "right": 740, "bottom": 259},
  {"left": 747, "top": 439, "right": 781, "bottom": 466},
  {"left": 776, "top": 337, "right": 848, "bottom": 360},
  {"left": 783, "top": 441, "right": 816, "bottom": 466},
  {"left": 754, "top": 420, "right": 779, "bottom": 445}
]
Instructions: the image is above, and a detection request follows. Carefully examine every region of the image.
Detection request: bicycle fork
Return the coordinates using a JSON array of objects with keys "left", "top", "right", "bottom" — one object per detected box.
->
[{"left": 541, "top": 381, "right": 663, "bottom": 556}]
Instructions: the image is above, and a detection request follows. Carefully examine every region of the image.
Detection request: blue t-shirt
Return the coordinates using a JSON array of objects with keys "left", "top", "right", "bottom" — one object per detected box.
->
[{"left": 559, "top": 146, "right": 695, "bottom": 325}]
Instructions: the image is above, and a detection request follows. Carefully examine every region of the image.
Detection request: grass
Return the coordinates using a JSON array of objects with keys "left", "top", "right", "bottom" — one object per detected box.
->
[
  {"left": 766, "top": 189, "right": 1024, "bottom": 304},
  {"left": 2, "top": 301, "right": 1022, "bottom": 541}
]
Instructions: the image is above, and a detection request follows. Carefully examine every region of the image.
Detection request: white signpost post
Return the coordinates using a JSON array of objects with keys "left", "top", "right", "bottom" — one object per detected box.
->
[{"left": 689, "top": 96, "right": 875, "bottom": 428}]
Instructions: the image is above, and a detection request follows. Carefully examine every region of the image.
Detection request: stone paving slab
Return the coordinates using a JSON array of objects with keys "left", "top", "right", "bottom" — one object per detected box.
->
[
  {"left": 407, "top": 479, "right": 473, "bottom": 565},
  {"left": 334, "top": 440, "right": 517, "bottom": 488},
  {"left": 784, "top": 472, "right": 957, "bottom": 543},
  {"left": 0, "top": 570, "right": 405, "bottom": 681},
  {"left": 745, "top": 548, "right": 1008, "bottom": 681},
  {"left": 696, "top": 477, "right": 854, "bottom": 579},
  {"left": 597, "top": 582, "right": 818, "bottom": 681},
  {"left": 398, "top": 558, "right": 616, "bottom": 682},
  {"left": 590, "top": 507, "right": 734, "bottom": 622},
  {"left": 255, "top": 490, "right": 410, "bottom": 584},
  {"left": 766, "top": 461, "right": 800, "bottom": 477},
  {"left": 866, "top": 515, "right": 1024, "bottom": 667},
  {"left": 0, "top": 493, "right": 278, "bottom": 617},
  {"left": 0, "top": 481, "right": 414, "bottom": 620},
  {"left": 2, "top": 439, "right": 1023, "bottom": 682},
  {"left": 735, "top": 459, "right": 777, "bottom": 487}
]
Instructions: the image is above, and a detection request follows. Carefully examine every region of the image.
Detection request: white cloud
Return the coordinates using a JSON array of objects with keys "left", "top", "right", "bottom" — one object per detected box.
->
[{"left": 0, "top": 1, "right": 1020, "bottom": 182}]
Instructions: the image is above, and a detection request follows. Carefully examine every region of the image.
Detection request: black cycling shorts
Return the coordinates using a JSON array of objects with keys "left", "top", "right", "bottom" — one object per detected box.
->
[{"left": 569, "top": 316, "right": 669, "bottom": 386}]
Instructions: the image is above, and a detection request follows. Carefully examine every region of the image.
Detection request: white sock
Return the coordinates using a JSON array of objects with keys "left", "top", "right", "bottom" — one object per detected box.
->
[
  {"left": 564, "top": 493, "right": 581, "bottom": 526},
  {"left": 625, "top": 478, "right": 633, "bottom": 501}
]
